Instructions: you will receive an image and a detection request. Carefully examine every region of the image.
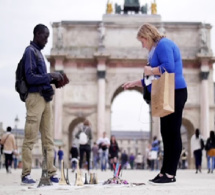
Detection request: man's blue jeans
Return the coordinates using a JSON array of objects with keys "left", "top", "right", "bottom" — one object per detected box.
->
[{"left": 100, "top": 150, "right": 108, "bottom": 171}]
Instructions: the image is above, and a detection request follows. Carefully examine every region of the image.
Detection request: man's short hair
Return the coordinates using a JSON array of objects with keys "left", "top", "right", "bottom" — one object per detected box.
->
[
  {"left": 33, "top": 24, "right": 48, "bottom": 36},
  {"left": 7, "top": 126, "right": 12, "bottom": 132}
]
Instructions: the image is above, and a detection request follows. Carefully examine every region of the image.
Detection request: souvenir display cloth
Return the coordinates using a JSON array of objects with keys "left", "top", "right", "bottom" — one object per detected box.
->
[{"left": 103, "top": 163, "right": 128, "bottom": 185}]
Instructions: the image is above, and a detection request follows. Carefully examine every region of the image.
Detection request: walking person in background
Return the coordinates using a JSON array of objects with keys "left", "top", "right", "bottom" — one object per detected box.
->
[
  {"left": 92, "top": 142, "right": 99, "bottom": 170},
  {"left": 135, "top": 153, "right": 143, "bottom": 169},
  {"left": 97, "top": 132, "right": 110, "bottom": 171},
  {"left": 151, "top": 136, "right": 160, "bottom": 171},
  {"left": 57, "top": 146, "right": 64, "bottom": 169},
  {"left": 70, "top": 144, "right": 79, "bottom": 172},
  {"left": 180, "top": 147, "right": 188, "bottom": 169},
  {"left": 75, "top": 119, "right": 92, "bottom": 171},
  {"left": 122, "top": 23, "right": 187, "bottom": 184},
  {"left": 0, "top": 126, "right": 16, "bottom": 173},
  {"left": 205, "top": 130, "right": 215, "bottom": 173},
  {"left": 121, "top": 150, "right": 128, "bottom": 169},
  {"left": 109, "top": 135, "right": 119, "bottom": 170},
  {"left": 129, "top": 153, "right": 135, "bottom": 169},
  {"left": 13, "top": 146, "right": 19, "bottom": 170},
  {"left": 191, "top": 129, "right": 204, "bottom": 173},
  {"left": 145, "top": 143, "right": 152, "bottom": 170}
]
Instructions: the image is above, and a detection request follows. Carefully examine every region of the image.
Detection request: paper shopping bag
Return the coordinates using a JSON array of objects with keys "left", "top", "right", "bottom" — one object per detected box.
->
[{"left": 151, "top": 71, "right": 175, "bottom": 117}]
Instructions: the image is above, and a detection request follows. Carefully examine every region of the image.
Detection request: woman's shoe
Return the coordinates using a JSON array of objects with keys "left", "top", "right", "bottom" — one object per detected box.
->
[
  {"left": 149, "top": 173, "right": 163, "bottom": 183},
  {"left": 149, "top": 174, "right": 176, "bottom": 185},
  {"left": 208, "top": 169, "right": 210, "bottom": 173}
]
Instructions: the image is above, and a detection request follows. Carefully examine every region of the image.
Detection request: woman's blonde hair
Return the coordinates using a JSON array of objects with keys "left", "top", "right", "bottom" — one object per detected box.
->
[{"left": 137, "top": 23, "right": 165, "bottom": 48}]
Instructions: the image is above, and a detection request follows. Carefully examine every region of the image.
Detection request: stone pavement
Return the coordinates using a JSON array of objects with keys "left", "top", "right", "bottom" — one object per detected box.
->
[{"left": 0, "top": 168, "right": 214, "bottom": 195}]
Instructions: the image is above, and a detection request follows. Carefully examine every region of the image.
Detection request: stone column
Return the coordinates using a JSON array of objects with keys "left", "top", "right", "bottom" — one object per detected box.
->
[
  {"left": 94, "top": 54, "right": 109, "bottom": 139},
  {"left": 53, "top": 58, "right": 64, "bottom": 141},
  {"left": 200, "top": 60, "right": 210, "bottom": 138}
]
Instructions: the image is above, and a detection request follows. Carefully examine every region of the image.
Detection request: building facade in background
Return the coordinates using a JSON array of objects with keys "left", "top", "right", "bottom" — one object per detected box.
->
[{"left": 47, "top": 13, "right": 215, "bottom": 168}]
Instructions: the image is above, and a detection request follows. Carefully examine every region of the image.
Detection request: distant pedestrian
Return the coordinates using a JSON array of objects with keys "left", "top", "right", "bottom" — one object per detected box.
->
[
  {"left": 0, "top": 126, "right": 16, "bottom": 173},
  {"left": 109, "top": 135, "right": 119, "bottom": 170},
  {"left": 92, "top": 142, "right": 99, "bottom": 170},
  {"left": 135, "top": 153, "right": 143, "bottom": 169},
  {"left": 145, "top": 143, "right": 152, "bottom": 169},
  {"left": 75, "top": 119, "right": 92, "bottom": 171},
  {"left": 121, "top": 150, "right": 128, "bottom": 169},
  {"left": 57, "top": 146, "right": 64, "bottom": 169},
  {"left": 13, "top": 146, "right": 19, "bottom": 169},
  {"left": 191, "top": 129, "right": 203, "bottom": 173},
  {"left": 97, "top": 132, "right": 110, "bottom": 171},
  {"left": 129, "top": 153, "right": 135, "bottom": 169},
  {"left": 205, "top": 130, "right": 215, "bottom": 173},
  {"left": 180, "top": 147, "right": 188, "bottom": 169},
  {"left": 70, "top": 144, "right": 79, "bottom": 172},
  {"left": 151, "top": 136, "right": 160, "bottom": 171}
]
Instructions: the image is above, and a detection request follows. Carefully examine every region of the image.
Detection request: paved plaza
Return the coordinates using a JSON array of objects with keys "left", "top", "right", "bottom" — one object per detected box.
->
[{"left": 0, "top": 168, "right": 214, "bottom": 195}]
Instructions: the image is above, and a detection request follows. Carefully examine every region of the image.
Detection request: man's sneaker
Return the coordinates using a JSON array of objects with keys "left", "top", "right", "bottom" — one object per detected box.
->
[
  {"left": 149, "top": 174, "right": 176, "bottom": 185},
  {"left": 50, "top": 175, "right": 59, "bottom": 183},
  {"left": 21, "top": 175, "right": 36, "bottom": 185}
]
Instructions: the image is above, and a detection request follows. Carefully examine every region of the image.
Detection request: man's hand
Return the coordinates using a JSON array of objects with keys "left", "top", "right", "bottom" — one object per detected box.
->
[
  {"left": 53, "top": 73, "right": 70, "bottom": 88},
  {"left": 49, "top": 72, "right": 64, "bottom": 82}
]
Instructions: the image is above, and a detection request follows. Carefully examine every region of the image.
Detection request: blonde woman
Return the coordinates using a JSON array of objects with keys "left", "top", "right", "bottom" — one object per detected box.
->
[{"left": 122, "top": 23, "right": 187, "bottom": 184}]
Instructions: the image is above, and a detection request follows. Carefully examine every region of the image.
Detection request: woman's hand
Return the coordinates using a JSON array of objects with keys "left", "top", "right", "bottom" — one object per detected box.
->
[
  {"left": 122, "top": 80, "right": 142, "bottom": 90},
  {"left": 144, "top": 66, "right": 152, "bottom": 76},
  {"left": 144, "top": 66, "right": 161, "bottom": 76}
]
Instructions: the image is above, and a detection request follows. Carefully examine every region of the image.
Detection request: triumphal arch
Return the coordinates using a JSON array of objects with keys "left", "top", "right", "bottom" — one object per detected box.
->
[{"left": 47, "top": 13, "right": 215, "bottom": 164}]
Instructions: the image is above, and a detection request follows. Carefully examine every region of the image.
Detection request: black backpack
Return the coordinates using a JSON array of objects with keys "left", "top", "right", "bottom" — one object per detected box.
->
[
  {"left": 15, "top": 46, "right": 38, "bottom": 102},
  {"left": 15, "top": 57, "right": 28, "bottom": 102}
]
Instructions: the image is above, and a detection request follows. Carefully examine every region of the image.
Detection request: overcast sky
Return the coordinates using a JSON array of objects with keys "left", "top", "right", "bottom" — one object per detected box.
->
[{"left": 0, "top": 0, "right": 215, "bottom": 130}]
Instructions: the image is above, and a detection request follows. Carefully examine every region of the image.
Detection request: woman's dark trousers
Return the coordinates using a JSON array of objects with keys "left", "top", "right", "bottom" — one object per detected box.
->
[{"left": 160, "top": 88, "right": 187, "bottom": 176}]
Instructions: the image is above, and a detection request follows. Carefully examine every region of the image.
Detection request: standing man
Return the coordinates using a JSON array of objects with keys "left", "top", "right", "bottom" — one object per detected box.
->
[
  {"left": 21, "top": 24, "right": 64, "bottom": 185},
  {"left": 97, "top": 132, "right": 110, "bottom": 171},
  {"left": 1, "top": 126, "right": 16, "bottom": 173}
]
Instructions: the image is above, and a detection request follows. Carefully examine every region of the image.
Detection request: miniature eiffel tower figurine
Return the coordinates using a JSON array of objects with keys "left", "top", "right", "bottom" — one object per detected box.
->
[
  {"left": 93, "top": 173, "right": 98, "bottom": 184},
  {"left": 37, "top": 149, "right": 53, "bottom": 188},
  {"left": 59, "top": 160, "right": 67, "bottom": 185},
  {"left": 65, "top": 168, "right": 70, "bottom": 185},
  {"left": 75, "top": 160, "right": 83, "bottom": 186},
  {"left": 89, "top": 173, "right": 94, "bottom": 184},
  {"left": 84, "top": 173, "right": 88, "bottom": 184},
  {"left": 74, "top": 173, "right": 77, "bottom": 185}
]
